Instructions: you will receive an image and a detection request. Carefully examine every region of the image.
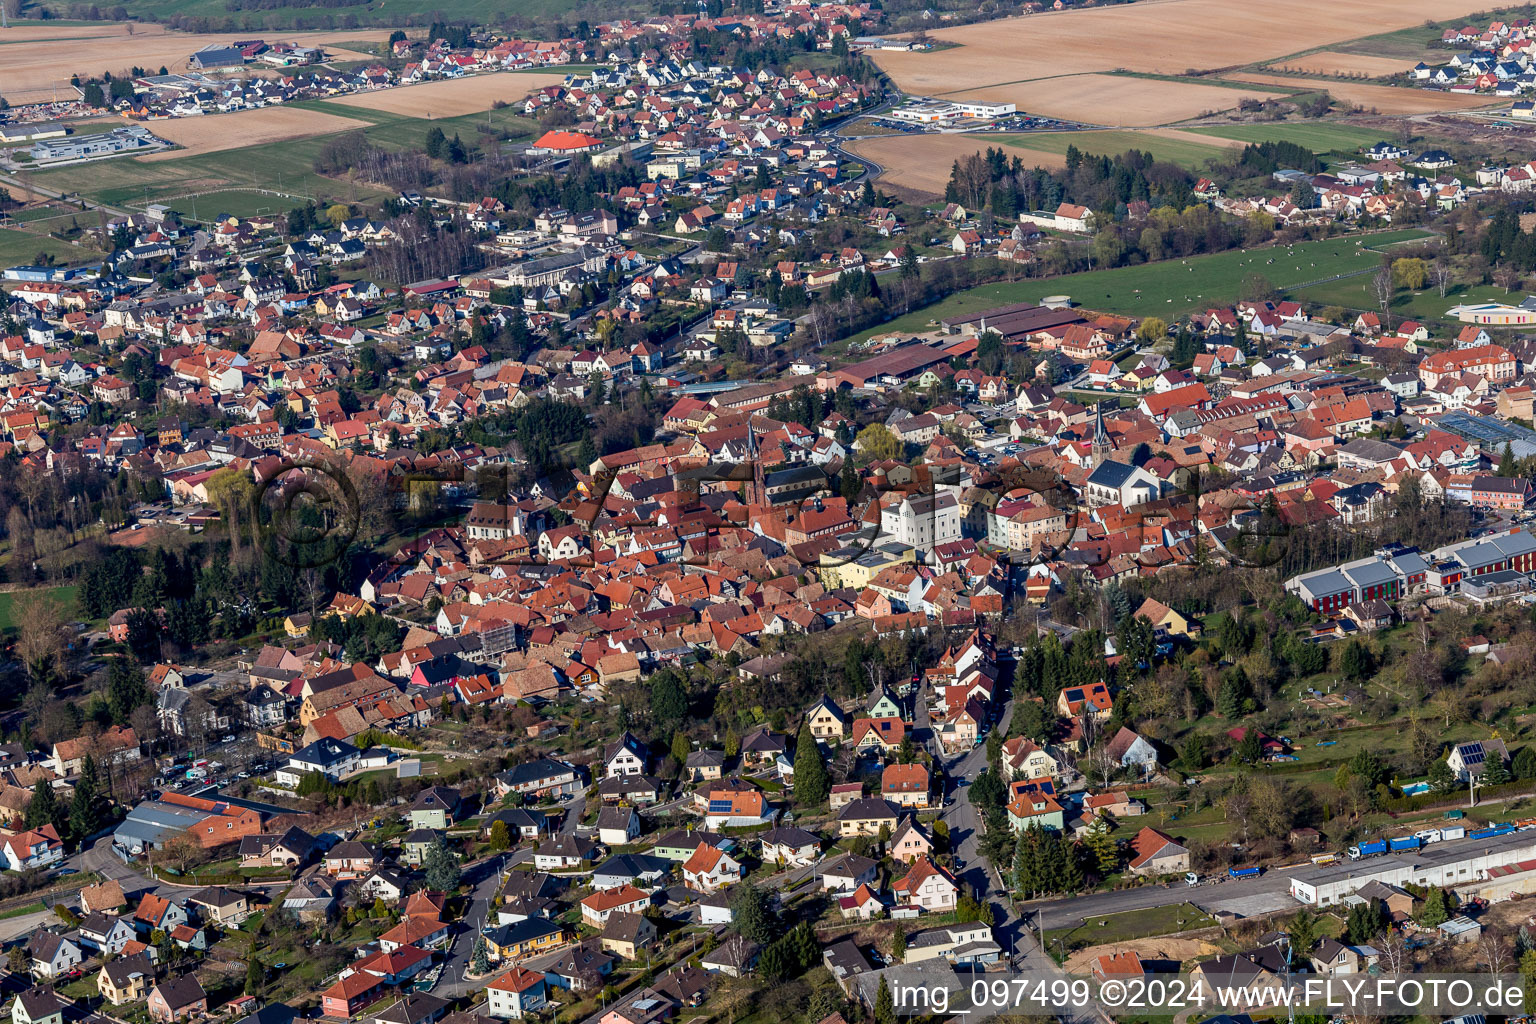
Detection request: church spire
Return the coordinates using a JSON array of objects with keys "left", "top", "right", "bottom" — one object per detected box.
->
[{"left": 1091, "top": 401, "right": 1112, "bottom": 468}]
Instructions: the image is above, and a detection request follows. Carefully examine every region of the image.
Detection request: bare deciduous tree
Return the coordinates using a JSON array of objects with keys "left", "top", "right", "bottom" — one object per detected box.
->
[{"left": 1432, "top": 258, "right": 1453, "bottom": 299}]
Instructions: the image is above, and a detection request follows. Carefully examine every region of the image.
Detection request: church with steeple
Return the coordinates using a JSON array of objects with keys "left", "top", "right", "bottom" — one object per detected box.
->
[{"left": 1091, "top": 401, "right": 1113, "bottom": 467}]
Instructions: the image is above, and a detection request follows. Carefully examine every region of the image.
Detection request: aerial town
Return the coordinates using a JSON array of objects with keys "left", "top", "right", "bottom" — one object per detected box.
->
[{"left": 10, "top": 0, "right": 1536, "bottom": 1023}]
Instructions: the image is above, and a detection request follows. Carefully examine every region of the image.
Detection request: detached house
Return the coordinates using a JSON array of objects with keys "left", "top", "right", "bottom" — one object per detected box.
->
[
  {"left": 1, "top": 824, "right": 62, "bottom": 871},
  {"left": 891, "top": 855, "right": 960, "bottom": 913}
]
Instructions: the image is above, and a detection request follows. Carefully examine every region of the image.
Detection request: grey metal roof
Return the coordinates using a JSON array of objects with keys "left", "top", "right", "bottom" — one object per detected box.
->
[{"left": 1341, "top": 560, "right": 1396, "bottom": 588}]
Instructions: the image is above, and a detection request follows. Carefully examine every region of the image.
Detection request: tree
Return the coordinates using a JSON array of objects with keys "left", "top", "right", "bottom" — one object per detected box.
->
[
  {"left": 649, "top": 670, "right": 687, "bottom": 727},
  {"left": 1136, "top": 317, "right": 1168, "bottom": 344},
  {"left": 422, "top": 838, "right": 461, "bottom": 892},
  {"left": 1287, "top": 909, "right": 1319, "bottom": 960},
  {"left": 1391, "top": 257, "right": 1428, "bottom": 291},
  {"left": 892, "top": 923, "right": 907, "bottom": 959},
  {"left": 1432, "top": 259, "right": 1453, "bottom": 298},
  {"left": 1234, "top": 727, "right": 1263, "bottom": 765},
  {"left": 1345, "top": 899, "right": 1387, "bottom": 944},
  {"left": 1483, "top": 754, "right": 1511, "bottom": 787},
  {"left": 25, "top": 778, "right": 61, "bottom": 832},
  {"left": 1178, "top": 735, "right": 1210, "bottom": 772},
  {"left": 875, "top": 977, "right": 896, "bottom": 1024},
  {"left": 1513, "top": 746, "right": 1536, "bottom": 781},
  {"left": 424, "top": 126, "right": 446, "bottom": 159},
  {"left": 1417, "top": 887, "right": 1451, "bottom": 928},
  {"left": 69, "top": 754, "right": 101, "bottom": 840},
  {"left": 855, "top": 423, "right": 901, "bottom": 461},
  {"left": 15, "top": 593, "right": 67, "bottom": 690},
  {"left": 1370, "top": 266, "right": 1394, "bottom": 328},
  {"left": 245, "top": 956, "right": 264, "bottom": 996},
  {"left": 469, "top": 936, "right": 490, "bottom": 975},
  {"left": 1082, "top": 815, "right": 1118, "bottom": 875},
  {"left": 670, "top": 730, "right": 690, "bottom": 768},
  {"left": 488, "top": 820, "right": 511, "bottom": 852},
  {"left": 728, "top": 882, "right": 776, "bottom": 945},
  {"left": 1338, "top": 640, "right": 1375, "bottom": 682},
  {"left": 793, "top": 724, "right": 830, "bottom": 806},
  {"left": 1501, "top": 443, "right": 1517, "bottom": 477},
  {"left": 840, "top": 459, "right": 861, "bottom": 501},
  {"left": 1426, "top": 756, "right": 1456, "bottom": 793}
]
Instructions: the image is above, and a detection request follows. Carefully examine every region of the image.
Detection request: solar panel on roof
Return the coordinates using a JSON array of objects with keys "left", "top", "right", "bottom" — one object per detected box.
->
[{"left": 708, "top": 800, "right": 733, "bottom": 813}]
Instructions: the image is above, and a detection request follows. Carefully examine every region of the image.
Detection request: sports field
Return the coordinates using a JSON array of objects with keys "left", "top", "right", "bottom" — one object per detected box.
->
[{"left": 847, "top": 230, "right": 1432, "bottom": 342}]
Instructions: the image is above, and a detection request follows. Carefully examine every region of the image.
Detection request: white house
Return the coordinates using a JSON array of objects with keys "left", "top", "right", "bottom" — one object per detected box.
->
[{"left": 486, "top": 967, "right": 547, "bottom": 1019}]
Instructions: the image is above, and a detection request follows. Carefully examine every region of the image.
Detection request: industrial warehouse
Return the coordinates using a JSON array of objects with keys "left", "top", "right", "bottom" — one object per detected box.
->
[{"left": 1289, "top": 828, "right": 1536, "bottom": 907}]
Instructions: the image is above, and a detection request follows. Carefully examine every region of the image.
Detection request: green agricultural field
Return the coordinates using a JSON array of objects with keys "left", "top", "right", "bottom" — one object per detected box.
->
[
  {"left": 848, "top": 229, "right": 1431, "bottom": 341},
  {"left": 0, "top": 585, "right": 80, "bottom": 633},
  {"left": 27, "top": 100, "right": 540, "bottom": 221},
  {"left": 1186, "top": 122, "right": 1390, "bottom": 156},
  {"left": 1002, "top": 130, "right": 1230, "bottom": 172}
]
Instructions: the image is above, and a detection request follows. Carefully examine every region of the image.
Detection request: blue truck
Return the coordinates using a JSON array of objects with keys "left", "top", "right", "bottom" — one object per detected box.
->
[
  {"left": 1470, "top": 824, "right": 1517, "bottom": 840},
  {"left": 1388, "top": 836, "right": 1421, "bottom": 853},
  {"left": 1348, "top": 840, "right": 1388, "bottom": 859},
  {"left": 1228, "top": 866, "right": 1261, "bottom": 879}
]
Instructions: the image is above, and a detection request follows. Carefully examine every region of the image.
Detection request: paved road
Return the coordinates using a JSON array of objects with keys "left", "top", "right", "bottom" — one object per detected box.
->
[{"left": 435, "top": 852, "right": 510, "bottom": 999}]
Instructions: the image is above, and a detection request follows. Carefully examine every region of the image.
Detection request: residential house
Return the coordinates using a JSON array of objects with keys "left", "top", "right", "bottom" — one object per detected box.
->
[
  {"left": 1127, "top": 827, "right": 1190, "bottom": 876},
  {"left": 836, "top": 797, "right": 900, "bottom": 838},
  {"left": 147, "top": 976, "right": 207, "bottom": 1023}
]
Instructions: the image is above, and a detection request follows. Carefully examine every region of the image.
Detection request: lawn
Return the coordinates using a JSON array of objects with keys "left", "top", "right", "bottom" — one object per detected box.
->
[
  {"left": 0, "top": 227, "right": 93, "bottom": 268},
  {"left": 0, "top": 585, "right": 79, "bottom": 632},
  {"left": 1186, "top": 122, "right": 1391, "bottom": 156},
  {"left": 1002, "top": 130, "right": 1231, "bottom": 171},
  {"left": 848, "top": 229, "right": 1431, "bottom": 342},
  {"left": 28, "top": 100, "right": 539, "bottom": 221},
  {"left": 1044, "top": 902, "right": 1217, "bottom": 952},
  {"left": 1291, "top": 275, "right": 1522, "bottom": 326}
]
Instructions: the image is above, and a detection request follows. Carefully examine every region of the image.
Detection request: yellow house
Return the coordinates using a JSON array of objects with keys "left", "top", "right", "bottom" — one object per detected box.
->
[
  {"left": 284, "top": 614, "right": 313, "bottom": 638},
  {"left": 98, "top": 954, "right": 154, "bottom": 1005},
  {"left": 805, "top": 696, "right": 848, "bottom": 743},
  {"left": 1132, "top": 597, "right": 1199, "bottom": 638},
  {"left": 485, "top": 919, "right": 568, "bottom": 963},
  {"left": 818, "top": 545, "right": 915, "bottom": 591},
  {"left": 327, "top": 593, "right": 374, "bottom": 620}
]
